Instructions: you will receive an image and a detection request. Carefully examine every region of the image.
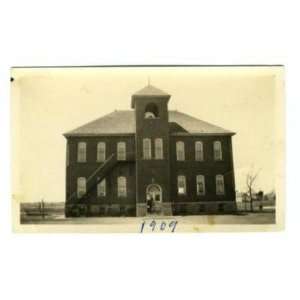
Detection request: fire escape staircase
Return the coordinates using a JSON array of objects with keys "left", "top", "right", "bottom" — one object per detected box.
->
[{"left": 68, "top": 152, "right": 135, "bottom": 202}]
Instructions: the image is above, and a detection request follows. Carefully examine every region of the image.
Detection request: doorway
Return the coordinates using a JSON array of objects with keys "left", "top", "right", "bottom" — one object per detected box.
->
[{"left": 146, "top": 184, "right": 162, "bottom": 215}]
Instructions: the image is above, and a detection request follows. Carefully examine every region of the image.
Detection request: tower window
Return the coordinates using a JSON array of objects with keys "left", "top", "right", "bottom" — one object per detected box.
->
[
  {"left": 144, "top": 103, "right": 159, "bottom": 118},
  {"left": 143, "top": 138, "right": 152, "bottom": 159},
  {"left": 155, "top": 138, "right": 163, "bottom": 159}
]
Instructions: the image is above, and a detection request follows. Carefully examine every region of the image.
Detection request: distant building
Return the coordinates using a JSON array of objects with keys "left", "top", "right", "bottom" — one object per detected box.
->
[{"left": 64, "top": 85, "right": 237, "bottom": 217}]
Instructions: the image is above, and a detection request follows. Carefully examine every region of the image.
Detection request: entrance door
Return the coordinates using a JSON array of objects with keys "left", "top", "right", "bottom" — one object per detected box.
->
[{"left": 146, "top": 184, "right": 162, "bottom": 214}]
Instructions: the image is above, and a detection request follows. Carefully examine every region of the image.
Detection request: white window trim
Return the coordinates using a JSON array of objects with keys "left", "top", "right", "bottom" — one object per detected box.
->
[
  {"left": 143, "top": 138, "right": 152, "bottom": 160},
  {"left": 155, "top": 138, "right": 163, "bottom": 159},
  {"left": 216, "top": 174, "right": 225, "bottom": 195},
  {"left": 97, "top": 178, "right": 106, "bottom": 197},
  {"left": 196, "top": 175, "right": 205, "bottom": 196},
  {"left": 117, "top": 142, "right": 126, "bottom": 161},
  {"left": 195, "top": 141, "right": 204, "bottom": 161},
  {"left": 177, "top": 175, "right": 187, "bottom": 195},
  {"left": 214, "top": 141, "right": 222, "bottom": 161},
  {"left": 117, "top": 176, "right": 127, "bottom": 197},
  {"left": 97, "top": 142, "right": 106, "bottom": 162},
  {"left": 77, "top": 177, "right": 86, "bottom": 198},
  {"left": 176, "top": 141, "right": 185, "bottom": 161},
  {"left": 77, "top": 142, "right": 87, "bottom": 163}
]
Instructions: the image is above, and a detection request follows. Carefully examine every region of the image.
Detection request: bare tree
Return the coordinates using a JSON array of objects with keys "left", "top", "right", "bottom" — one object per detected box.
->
[{"left": 246, "top": 169, "right": 260, "bottom": 212}]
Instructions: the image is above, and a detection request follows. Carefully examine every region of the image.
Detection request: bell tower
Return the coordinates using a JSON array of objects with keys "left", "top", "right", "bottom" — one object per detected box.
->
[{"left": 132, "top": 84, "right": 172, "bottom": 216}]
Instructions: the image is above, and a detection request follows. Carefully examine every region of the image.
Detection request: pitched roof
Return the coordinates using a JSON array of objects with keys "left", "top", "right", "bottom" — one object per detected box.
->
[
  {"left": 133, "top": 84, "right": 170, "bottom": 97},
  {"left": 64, "top": 110, "right": 234, "bottom": 137}
]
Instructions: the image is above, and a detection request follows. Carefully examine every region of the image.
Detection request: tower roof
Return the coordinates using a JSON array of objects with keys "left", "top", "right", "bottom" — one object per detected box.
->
[
  {"left": 131, "top": 84, "right": 170, "bottom": 108},
  {"left": 133, "top": 84, "right": 170, "bottom": 97}
]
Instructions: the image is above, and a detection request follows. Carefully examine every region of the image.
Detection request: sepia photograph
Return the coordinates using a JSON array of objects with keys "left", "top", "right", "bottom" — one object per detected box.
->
[{"left": 11, "top": 66, "right": 284, "bottom": 233}]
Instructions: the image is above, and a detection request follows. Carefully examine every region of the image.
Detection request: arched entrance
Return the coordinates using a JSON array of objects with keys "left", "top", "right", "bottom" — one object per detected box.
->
[{"left": 146, "top": 184, "right": 162, "bottom": 215}]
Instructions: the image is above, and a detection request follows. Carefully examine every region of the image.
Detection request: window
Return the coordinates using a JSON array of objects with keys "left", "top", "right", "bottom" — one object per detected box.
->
[
  {"left": 155, "top": 138, "right": 163, "bottom": 159},
  {"left": 97, "top": 142, "right": 106, "bottom": 162},
  {"left": 216, "top": 175, "right": 225, "bottom": 195},
  {"left": 117, "top": 142, "right": 126, "bottom": 160},
  {"left": 176, "top": 141, "right": 185, "bottom": 161},
  {"left": 143, "top": 138, "right": 152, "bottom": 159},
  {"left": 177, "top": 175, "right": 186, "bottom": 195},
  {"left": 196, "top": 175, "right": 205, "bottom": 195},
  {"left": 214, "top": 141, "right": 222, "bottom": 161},
  {"left": 118, "top": 176, "right": 127, "bottom": 197},
  {"left": 97, "top": 179, "right": 106, "bottom": 197},
  {"left": 77, "top": 142, "right": 86, "bottom": 162},
  {"left": 195, "top": 141, "right": 204, "bottom": 161},
  {"left": 144, "top": 103, "right": 159, "bottom": 118},
  {"left": 77, "top": 177, "right": 86, "bottom": 198}
]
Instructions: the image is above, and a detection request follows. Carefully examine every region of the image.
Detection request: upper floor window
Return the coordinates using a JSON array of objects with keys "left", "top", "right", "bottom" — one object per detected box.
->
[
  {"left": 214, "top": 141, "right": 222, "bottom": 161},
  {"left": 195, "top": 141, "right": 204, "bottom": 161},
  {"left": 117, "top": 142, "right": 126, "bottom": 160},
  {"left": 176, "top": 141, "right": 185, "bottom": 161},
  {"left": 144, "top": 103, "right": 159, "bottom": 118},
  {"left": 117, "top": 176, "right": 127, "bottom": 197},
  {"left": 77, "top": 177, "right": 86, "bottom": 198},
  {"left": 77, "top": 142, "right": 86, "bottom": 162},
  {"left": 143, "top": 138, "right": 152, "bottom": 159},
  {"left": 155, "top": 138, "right": 163, "bottom": 159},
  {"left": 196, "top": 175, "right": 205, "bottom": 195},
  {"left": 97, "top": 179, "right": 106, "bottom": 197},
  {"left": 177, "top": 175, "right": 186, "bottom": 195},
  {"left": 97, "top": 142, "right": 106, "bottom": 162},
  {"left": 216, "top": 174, "right": 225, "bottom": 195}
]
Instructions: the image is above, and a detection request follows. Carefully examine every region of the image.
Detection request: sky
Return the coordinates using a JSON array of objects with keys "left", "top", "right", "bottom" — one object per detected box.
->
[{"left": 11, "top": 66, "right": 284, "bottom": 203}]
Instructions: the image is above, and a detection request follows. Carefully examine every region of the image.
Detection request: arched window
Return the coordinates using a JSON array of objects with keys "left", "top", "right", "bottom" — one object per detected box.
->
[
  {"left": 117, "top": 176, "right": 127, "bottom": 197},
  {"left": 77, "top": 142, "right": 86, "bottom": 162},
  {"left": 144, "top": 103, "right": 159, "bottom": 118},
  {"left": 214, "top": 141, "right": 222, "bottom": 161},
  {"left": 117, "top": 142, "right": 126, "bottom": 160},
  {"left": 176, "top": 141, "right": 185, "bottom": 161},
  {"left": 177, "top": 175, "right": 186, "bottom": 195},
  {"left": 216, "top": 174, "right": 225, "bottom": 195},
  {"left": 143, "top": 138, "right": 152, "bottom": 159},
  {"left": 155, "top": 138, "right": 163, "bottom": 159},
  {"left": 97, "top": 179, "right": 106, "bottom": 197},
  {"left": 77, "top": 177, "right": 86, "bottom": 198},
  {"left": 97, "top": 142, "right": 106, "bottom": 162},
  {"left": 195, "top": 141, "right": 204, "bottom": 161},
  {"left": 196, "top": 175, "right": 205, "bottom": 195}
]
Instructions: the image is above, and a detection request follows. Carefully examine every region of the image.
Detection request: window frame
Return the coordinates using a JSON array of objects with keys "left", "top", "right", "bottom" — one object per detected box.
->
[
  {"left": 97, "top": 178, "right": 106, "bottom": 197},
  {"left": 77, "top": 177, "right": 86, "bottom": 198},
  {"left": 177, "top": 175, "right": 187, "bottom": 195},
  {"left": 77, "top": 142, "right": 87, "bottom": 163},
  {"left": 97, "top": 142, "right": 106, "bottom": 162},
  {"left": 117, "top": 176, "right": 127, "bottom": 197},
  {"left": 216, "top": 174, "right": 225, "bottom": 195},
  {"left": 143, "top": 138, "right": 152, "bottom": 160},
  {"left": 117, "top": 142, "right": 126, "bottom": 161},
  {"left": 213, "top": 141, "right": 223, "bottom": 161},
  {"left": 195, "top": 141, "right": 204, "bottom": 161},
  {"left": 196, "top": 175, "right": 205, "bottom": 196},
  {"left": 176, "top": 141, "right": 185, "bottom": 161},
  {"left": 154, "top": 138, "right": 163, "bottom": 159}
]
